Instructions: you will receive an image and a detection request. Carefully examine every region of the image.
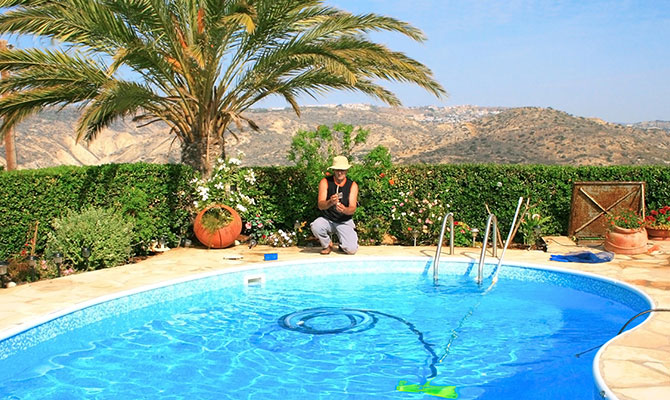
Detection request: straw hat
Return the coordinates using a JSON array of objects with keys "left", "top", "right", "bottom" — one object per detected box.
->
[{"left": 329, "top": 156, "right": 352, "bottom": 170}]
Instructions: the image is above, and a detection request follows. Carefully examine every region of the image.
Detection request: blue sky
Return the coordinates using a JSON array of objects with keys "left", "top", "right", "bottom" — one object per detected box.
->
[
  {"left": 4, "top": 1, "right": 668, "bottom": 123},
  {"left": 261, "top": 0, "right": 670, "bottom": 123}
]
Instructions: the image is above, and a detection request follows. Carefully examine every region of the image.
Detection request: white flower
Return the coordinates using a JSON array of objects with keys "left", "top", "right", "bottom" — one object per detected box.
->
[
  {"left": 496, "top": 181, "right": 503, "bottom": 187},
  {"left": 214, "top": 182, "right": 225, "bottom": 190},
  {"left": 197, "top": 186, "right": 210, "bottom": 201},
  {"left": 229, "top": 158, "right": 241, "bottom": 165},
  {"left": 244, "top": 170, "right": 256, "bottom": 184},
  {"left": 237, "top": 204, "right": 247, "bottom": 213}
]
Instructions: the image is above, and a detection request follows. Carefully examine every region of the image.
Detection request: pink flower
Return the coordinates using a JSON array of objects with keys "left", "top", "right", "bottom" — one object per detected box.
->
[{"left": 245, "top": 222, "right": 252, "bottom": 230}]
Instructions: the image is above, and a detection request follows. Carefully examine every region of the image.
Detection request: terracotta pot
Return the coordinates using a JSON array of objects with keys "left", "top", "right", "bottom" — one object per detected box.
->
[
  {"left": 646, "top": 227, "right": 670, "bottom": 241},
  {"left": 193, "top": 204, "right": 242, "bottom": 248},
  {"left": 604, "top": 226, "right": 648, "bottom": 255}
]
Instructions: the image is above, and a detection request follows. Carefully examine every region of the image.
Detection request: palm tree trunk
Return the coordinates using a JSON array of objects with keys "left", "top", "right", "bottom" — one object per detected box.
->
[
  {"left": 3, "top": 128, "right": 16, "bottom": 171},
  {"left": 180, "top": 134, "right": 225, "bottom": 178},
  {"left": 0, "top": 40, "right": 17, "bottom": 171}
]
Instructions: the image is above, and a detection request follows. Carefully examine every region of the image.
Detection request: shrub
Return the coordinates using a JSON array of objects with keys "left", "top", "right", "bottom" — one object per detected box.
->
[
  {"left": 201, "top": 206, "right": 234, "bottom": 233},
  {"left": 45, "top": 207, "right": 134, "bottom": 271}
]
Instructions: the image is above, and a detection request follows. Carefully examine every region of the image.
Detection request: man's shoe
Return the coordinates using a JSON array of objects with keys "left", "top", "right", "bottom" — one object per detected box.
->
[{"left": 320, "top": 243, "right": 332, "bottom": 255}]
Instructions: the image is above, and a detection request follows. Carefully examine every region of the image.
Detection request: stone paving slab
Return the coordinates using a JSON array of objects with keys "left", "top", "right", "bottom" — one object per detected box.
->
[{"left": 1, "top": 238, "right": 669, "bottom": 399}]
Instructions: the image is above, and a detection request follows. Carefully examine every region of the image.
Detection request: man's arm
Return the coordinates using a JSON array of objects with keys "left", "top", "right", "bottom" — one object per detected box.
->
[
  {"left": 317, "top": 178, "right": 339, "bottom": 210},
  {"left": 336, "top": 182, "right": 358, "bottom": 215}
]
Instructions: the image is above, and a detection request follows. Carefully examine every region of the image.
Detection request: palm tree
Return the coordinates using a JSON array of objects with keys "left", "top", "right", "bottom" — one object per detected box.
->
[{"left": 0, "top": 0, "right": 445, "bottom": 176}]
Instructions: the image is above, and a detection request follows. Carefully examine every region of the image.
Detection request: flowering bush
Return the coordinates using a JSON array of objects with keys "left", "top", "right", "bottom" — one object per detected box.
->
[
  {"left": 449, "top": 221, "right": 474, "bottom": 247},
  {"left": 265, "top": 229, "right": 297, "bottom": 247},
  {"left": 645, "top": 206, "right": 670, "bottom": 230},
  {"left": 244, "top": 214, "right": 277, "bottom": 242},
  {"left": 605, "top": 208, "right": 645, "bottom": 230},
  {"left": 191, "top": 155, "right": 257, "bottom": 216},
  {"left": 390, "top": 190, "right": 450, "bottom": 245}
]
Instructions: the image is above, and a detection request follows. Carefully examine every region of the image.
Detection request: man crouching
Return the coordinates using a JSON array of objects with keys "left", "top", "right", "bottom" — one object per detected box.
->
[{"left": 310, "top": 156, "right": 359, "bottom": 255}]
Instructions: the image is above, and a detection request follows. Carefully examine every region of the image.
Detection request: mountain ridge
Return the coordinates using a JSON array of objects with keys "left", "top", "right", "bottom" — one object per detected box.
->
[{"left": 1, "top": 105, "right": 668, "bottom": 169}]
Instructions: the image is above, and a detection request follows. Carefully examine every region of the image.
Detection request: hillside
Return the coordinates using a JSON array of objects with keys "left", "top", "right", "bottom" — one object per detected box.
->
[{"left": 1, "top": 105, "right": 668, "bottom": 169}]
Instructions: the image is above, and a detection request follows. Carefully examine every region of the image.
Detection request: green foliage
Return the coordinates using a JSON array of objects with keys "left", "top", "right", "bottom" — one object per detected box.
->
[
  {"left": 238, "top": 163, "right": 670, "bottom": 246},
  {"left": 451, "top": 221, "right": 474, "bottom": 247},
  {"left": 288, "top": 123, "right": 372, "bottom": 188},
  {"left": 45, "top": 207, "right": 134, "bottom": 271},
  {"left": 0, "top": 163, "right": 195, "bottom": 260},
  {"left": 518, "top": 206, "right": 553, "bottom": 245},
  {"left": 200, "top": 206, "right": 234, "bottom": 233},
  {"left": 2, "top": 162, "right": 670, "bottom": 258},
  {"left": 362, "top": 146, "right": 393, "bottom": 169}
]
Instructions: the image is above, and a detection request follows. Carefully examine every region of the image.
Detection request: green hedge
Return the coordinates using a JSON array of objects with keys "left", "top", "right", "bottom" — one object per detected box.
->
[
  {"left": 0, "top": 163, "right": 195, "bottom": 260},
  {"left": 1, "top": 162, "right": 669, "bottom": 259},
  {"left": 235, "top": 164, "right": 670, "bottom": 246}
]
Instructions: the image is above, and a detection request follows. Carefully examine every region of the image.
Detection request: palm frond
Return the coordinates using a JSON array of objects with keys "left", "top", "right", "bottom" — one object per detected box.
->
[{"left": 76, "top": 80, "right": 158, "bottom": 142}]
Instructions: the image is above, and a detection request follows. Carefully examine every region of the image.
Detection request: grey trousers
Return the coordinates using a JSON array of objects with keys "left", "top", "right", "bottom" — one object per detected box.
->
[{"left": 310, "top": 217, "right": 359, "bottom": 254}]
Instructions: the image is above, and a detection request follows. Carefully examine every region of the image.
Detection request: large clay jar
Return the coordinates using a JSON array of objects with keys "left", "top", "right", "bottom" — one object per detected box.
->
[
  {"left": 604, "top": 226, "right": 648, "bottom": 255},
  {"left": 646, "top": 227, "right": 670, "bottom": 241},
  {"left": 193, "top": 204, "right": 243, "bottom": 248}
]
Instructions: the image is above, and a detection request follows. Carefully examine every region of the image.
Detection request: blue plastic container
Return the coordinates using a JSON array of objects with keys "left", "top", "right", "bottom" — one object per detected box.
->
[{"left": 264, "top": 253, "right": 278, "bottom": 261}]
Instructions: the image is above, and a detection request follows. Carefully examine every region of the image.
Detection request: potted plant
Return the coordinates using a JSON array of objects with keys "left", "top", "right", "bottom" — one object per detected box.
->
[
  {"left": 645, "top": 205, "right": 670, "bottom": 240},
  {"left": 603, "top": 208, "right": 647, "bottom": 254},
  {"left": 193, "top": 204, "right": 243, "bottom": 248}
]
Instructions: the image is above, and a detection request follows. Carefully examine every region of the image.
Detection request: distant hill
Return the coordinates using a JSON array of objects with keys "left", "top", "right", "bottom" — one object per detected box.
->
[{"left": 1, "top": 105, "right": 669, "bottom": 169}]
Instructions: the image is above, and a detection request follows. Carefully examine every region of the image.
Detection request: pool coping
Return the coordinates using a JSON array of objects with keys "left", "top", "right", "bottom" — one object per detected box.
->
[{"left": 0, "top": 242, "right": 669, "bottom": 399}]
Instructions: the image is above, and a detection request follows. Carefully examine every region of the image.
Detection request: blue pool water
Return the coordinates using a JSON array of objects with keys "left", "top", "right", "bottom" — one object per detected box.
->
[{"left": 0, "top": 258, "right": 650, "bottom": 399}]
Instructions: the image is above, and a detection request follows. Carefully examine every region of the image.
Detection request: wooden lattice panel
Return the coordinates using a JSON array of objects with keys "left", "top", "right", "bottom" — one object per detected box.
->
[{"left": 568, "top": 181, "right": 645, "bottom": 239}]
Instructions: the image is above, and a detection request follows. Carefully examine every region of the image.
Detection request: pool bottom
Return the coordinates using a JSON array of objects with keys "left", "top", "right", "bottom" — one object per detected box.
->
[{"left": 0, "top": 258, "right": 652, "bottom": 400}]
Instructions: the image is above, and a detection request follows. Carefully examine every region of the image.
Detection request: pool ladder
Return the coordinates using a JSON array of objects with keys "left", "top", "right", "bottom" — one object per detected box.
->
[
  {"left": 476, "top": 214, "right": 498, "bottom": 284},
  {"left": 432, "top": 212, "right": 454, "bottom": 283},
  {"left": 433, "top": 197, "right": 524, "bottom": 285}
]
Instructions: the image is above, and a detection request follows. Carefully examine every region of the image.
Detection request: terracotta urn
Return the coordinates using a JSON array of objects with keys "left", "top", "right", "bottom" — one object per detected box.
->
[
  {"left": 646, "top": 227, "right": 670, "bottom": 241},
  {"left": 193, "top": 204, "right": 242, "bottom": 248},
  {"left": 604, "top": 226, "right": 648, "bottom": 255}
]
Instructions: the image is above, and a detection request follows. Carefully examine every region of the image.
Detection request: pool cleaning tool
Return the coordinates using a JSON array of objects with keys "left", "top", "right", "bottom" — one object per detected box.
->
[
  {"left": 396, "top": 380, "right": 458, "bottom": 398},
  {"left": 278, "top": 307, "right": 459, "bottom": 397},
  {"left": 488, "top": 197, "right": 524, "bottom": 287}
]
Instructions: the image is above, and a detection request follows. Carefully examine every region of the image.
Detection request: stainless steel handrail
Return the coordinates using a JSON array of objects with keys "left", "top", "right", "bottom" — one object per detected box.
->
[
  {"left": 490, "top": 197, "right": 524, "bottom": 286},
  {"left": 432, "top": 212, "right": 454, "bottom": 283},
  {"left": 477, "top": 213, "right": 498, "bottom": 284}
]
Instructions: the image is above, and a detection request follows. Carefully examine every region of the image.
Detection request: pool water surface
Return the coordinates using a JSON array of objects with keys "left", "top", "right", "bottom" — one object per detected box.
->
[{"left": 0, "top": 259, "right": 650, "bottom": 399}]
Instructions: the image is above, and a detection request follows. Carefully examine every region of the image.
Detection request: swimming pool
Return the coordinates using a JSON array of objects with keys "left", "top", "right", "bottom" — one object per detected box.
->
[{"left": 0, "top": 257, "right": 651, "bottom": 399}]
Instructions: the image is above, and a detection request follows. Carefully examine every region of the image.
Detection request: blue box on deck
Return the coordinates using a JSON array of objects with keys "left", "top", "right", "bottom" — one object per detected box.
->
[{"left": 264, "top": 253, "right": 278, "bottom": 261}]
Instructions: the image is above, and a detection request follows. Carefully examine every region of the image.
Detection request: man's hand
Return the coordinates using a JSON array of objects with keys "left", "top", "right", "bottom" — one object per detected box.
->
[{"left": 328, "top": 194, "right": 340, "bottom": 208}]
